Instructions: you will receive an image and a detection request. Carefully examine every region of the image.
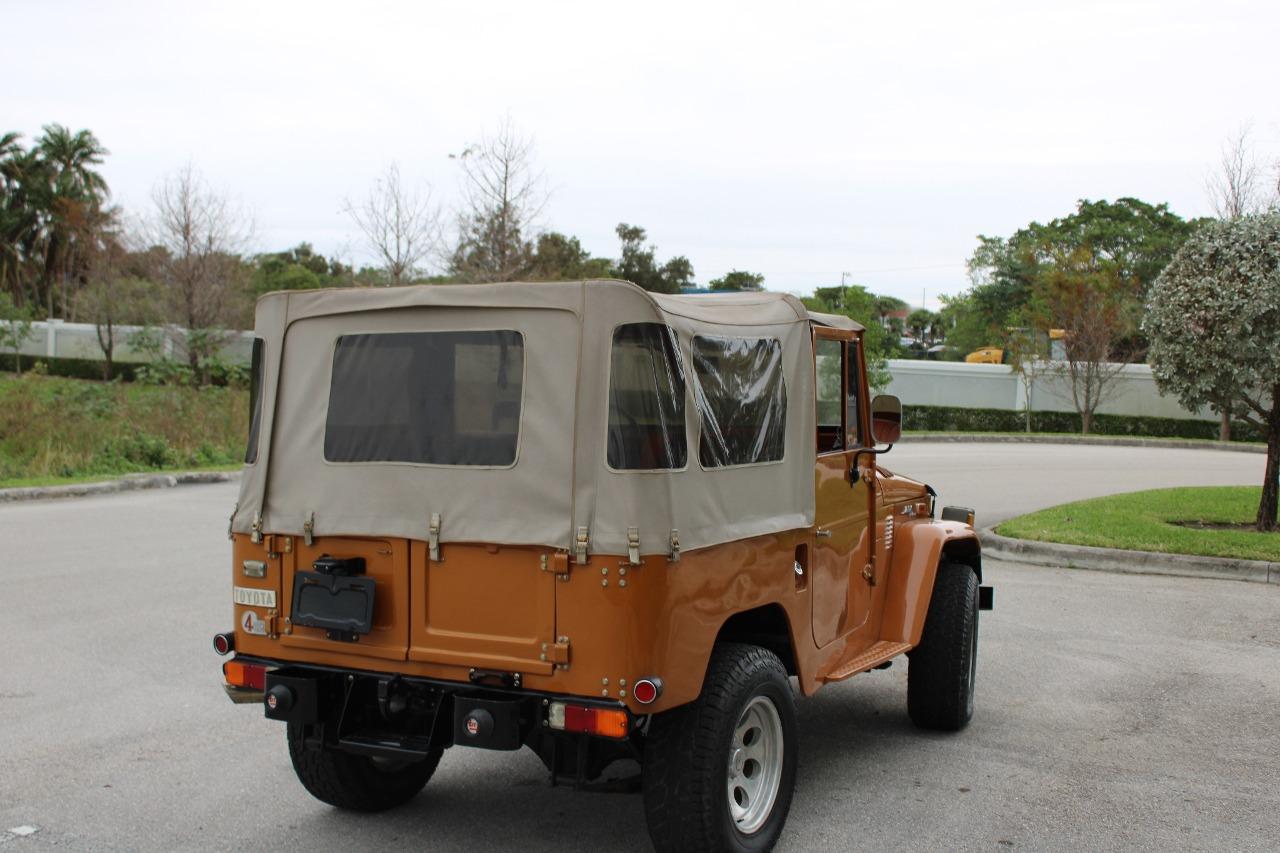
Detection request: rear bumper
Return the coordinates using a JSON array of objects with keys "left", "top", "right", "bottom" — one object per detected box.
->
[
  {"left": 223, "top": 684, "right": 263, "bottom": 704},
  {"left": 225, "top": 656, "right": 635, "bottom": 759}
]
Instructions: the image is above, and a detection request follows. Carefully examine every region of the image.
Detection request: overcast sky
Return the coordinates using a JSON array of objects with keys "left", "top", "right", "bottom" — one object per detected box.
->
[{"left": 4, "top": 0, "right": 1278, "bottom": 307}]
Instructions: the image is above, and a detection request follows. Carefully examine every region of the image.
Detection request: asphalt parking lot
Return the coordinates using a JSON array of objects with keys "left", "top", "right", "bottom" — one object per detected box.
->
[{"left": 1, "top": 443, "right": 1276, "bottom": 851}]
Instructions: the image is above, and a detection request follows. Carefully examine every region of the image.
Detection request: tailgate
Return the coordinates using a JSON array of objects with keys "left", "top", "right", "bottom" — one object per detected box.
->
[{"left": 408, "top": 541, "right": 559, "bottom": 676}]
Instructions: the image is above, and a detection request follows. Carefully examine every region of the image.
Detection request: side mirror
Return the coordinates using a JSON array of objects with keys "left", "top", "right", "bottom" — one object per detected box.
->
[{"left": 870, "top": 395, "right": 903, "bottom": 445}]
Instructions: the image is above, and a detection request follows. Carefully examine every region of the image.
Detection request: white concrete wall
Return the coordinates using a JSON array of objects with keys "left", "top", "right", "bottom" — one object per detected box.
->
[
  {"left": 11, "top": 320, "right": 255, "bottom": 365},
  {"left": 884, "top": 359, "right": 1214, "bottom": 422},
  {"left": 7, "top": 321, "right": 1211, "bottom": 422}
]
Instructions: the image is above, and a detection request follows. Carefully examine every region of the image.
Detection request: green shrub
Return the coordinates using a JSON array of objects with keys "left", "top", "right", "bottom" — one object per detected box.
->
[
  {"left": 103, "top": 432, "right": 179, "bottom": 470},
  {"left": 0, "top": 354, "right": 142, "bottom": 381},
  {"left": 902, "top": 405, "right": 1264, "bottom": 442}
]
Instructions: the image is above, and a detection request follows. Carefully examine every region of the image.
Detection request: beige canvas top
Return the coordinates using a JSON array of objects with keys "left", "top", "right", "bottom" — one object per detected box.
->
[{"left": 231, "top": 280, "right": 862, "bottom": 557}]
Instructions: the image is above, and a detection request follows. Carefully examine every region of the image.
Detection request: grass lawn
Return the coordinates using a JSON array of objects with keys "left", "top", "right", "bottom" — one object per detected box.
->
[
  {"left": 0, "top": 463, "right": 241, "bottom": 490},
  {"left": 996, "top": 486, "right": 1280, "bottom": 562},
  {"left": 902, "top": 431, "right": 1263, "bottom": 447},
  {"left": 0, "top": 373, "right": 248, "bottom": 484}
]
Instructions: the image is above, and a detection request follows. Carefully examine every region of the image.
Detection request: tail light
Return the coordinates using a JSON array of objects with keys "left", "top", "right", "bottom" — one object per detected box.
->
[
  {"left": 547, "top": 702, "right": 630, "bottom": 738},
  {"left": 223, "top": 660, "right": 266, "bottom": 690},
  {"left": 632, "top": 677, "right": 663, "bottom": 705},
  {"left": 212, "top": 632, "right": 235, "bottom": 656}
]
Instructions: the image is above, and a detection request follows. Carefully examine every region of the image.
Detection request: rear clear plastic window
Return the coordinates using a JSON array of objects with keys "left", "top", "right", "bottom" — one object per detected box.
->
[
  {"left": 692, "top": 336, "right": 787, "bottom": 468},
  {"left": 244, "top": 338, "right": 264, "bottom": 464},
  {"left": 324, "top": 330, "right": 524, "bottom": 466},
  {"left": 607, "top": 323, "right": 688, "bottom": 470},
  {"left": 815, "top": 338, "right": 843, "bottom": 453}
]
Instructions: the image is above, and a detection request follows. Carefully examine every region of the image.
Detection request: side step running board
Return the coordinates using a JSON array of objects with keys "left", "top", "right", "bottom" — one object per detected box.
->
[{"left": 822, "top": 641, "right": 911, "bottom": 683}]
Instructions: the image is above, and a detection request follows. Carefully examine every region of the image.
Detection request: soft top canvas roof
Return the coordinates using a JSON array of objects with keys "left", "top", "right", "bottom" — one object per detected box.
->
[
  {"left": 232, "top": 280, "right": 860, "bottom": 556},
  {"left": 248, "top": 279, "right": 863, "bottom": 331}
]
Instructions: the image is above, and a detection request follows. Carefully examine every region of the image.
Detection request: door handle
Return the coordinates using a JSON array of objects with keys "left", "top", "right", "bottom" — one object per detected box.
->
[{"left": 816, "top": 528, "right": 833, "bottom": 538}]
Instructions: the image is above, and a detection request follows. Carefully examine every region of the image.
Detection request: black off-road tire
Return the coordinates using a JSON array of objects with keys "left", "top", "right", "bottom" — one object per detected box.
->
[
  {"left": 907, "top": 561, "right": 980, "bottom": 731},
  {"left": 642, "top": 643, "right": 798, "bottom": 853},
  {"left": 286, "top": 723, "right": 443, "bottom": 811}
]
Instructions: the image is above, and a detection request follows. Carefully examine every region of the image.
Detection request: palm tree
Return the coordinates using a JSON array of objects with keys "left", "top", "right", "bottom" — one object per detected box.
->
[
  {"left": 34, "top": 124, "right": 110, "bottom": 316},
  {"left": 0, "top": 135, "right": 49, "bottom": 309}
]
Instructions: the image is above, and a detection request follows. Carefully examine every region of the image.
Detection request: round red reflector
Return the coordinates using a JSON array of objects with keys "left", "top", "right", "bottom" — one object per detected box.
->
[
  {"left": 633, "top": 678, "right": 661, "bottom": 705},
  {"left": 212, "top": 633, "right": 233, "bottom": 655}
]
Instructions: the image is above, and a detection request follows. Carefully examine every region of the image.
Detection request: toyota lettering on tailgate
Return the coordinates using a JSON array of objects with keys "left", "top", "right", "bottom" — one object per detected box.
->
[{"left": 233, "top": 586, "right": 276, "bottom": 608}]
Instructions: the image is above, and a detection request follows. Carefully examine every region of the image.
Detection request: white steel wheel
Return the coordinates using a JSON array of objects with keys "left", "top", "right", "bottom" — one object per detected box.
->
[{"left": 727, "top": 695, "right": 785, "bottom": 834}]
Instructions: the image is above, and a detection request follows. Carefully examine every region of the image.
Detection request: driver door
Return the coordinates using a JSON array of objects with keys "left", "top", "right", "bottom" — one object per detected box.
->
[{"left": 810, "top": 330, "right": 873, "bottom": 648}]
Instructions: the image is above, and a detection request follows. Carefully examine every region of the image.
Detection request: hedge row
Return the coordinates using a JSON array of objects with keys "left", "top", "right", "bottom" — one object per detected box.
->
[
  {"left": 903, "top": 405, "right": 1264, "bottom": 443},
  {"left": 0, "top": 354, "right": 141, "bottom": 382}
]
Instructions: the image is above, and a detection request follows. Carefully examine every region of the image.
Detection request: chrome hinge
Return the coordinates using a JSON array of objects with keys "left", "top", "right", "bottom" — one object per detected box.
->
[
  {"left": 303, "top": 512, "right": 315, "bottom": 546},
  {"left": 669, "top": 528, "right": 681, "bottom": 563},
  {"left": 626, "top": 527, "right": 642, "bottom": 566},
  {"left": 250, "top": 511, "right": 263, "bottom": 545},
  {"left": 228, "top": 503, "right": 238, "bottom": 541},
  {"left": 429, "top": 512, "right": 442, "bottom": 562},
  {"left": 574, "top": 526, "right": 590, "bottom": 565}
]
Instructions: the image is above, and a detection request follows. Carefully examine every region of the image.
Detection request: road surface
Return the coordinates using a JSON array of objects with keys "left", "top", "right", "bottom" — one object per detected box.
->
[{"left": 1, "top": 443, "right": 1276, "bottom": 851}]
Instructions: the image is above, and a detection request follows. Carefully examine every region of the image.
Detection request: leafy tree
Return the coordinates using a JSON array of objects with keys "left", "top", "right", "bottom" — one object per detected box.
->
[
  {"left": 0, "top": 125, "right": 112, "bottom": 318},
  {"left": 528, "top": 232, "right": 612, "bottom": 280},
  {"left": 873, "top": 294, "right": 908, "bottom": 324},
  {"left": 0, "top": 291, "right": 35, "bottom": 373},
  {"left": 709, "top": 270, "right": 765, "bottom": 292},
  {"left": 935, "top": 293, "right": 991, "bottom": 356},
  {"left": 660, "top": 255, "right": 695, "bottom": 291},
  {"left": 612, "top": 223, "right": 691, "bottom": 293},
  {"left": 614, "top": 223, "right": 665, "bottom": 291},
  {"left": 803, "top": 284, "right": 893, "bottom": 391},
  {"left": 251, "top": 243, "right": 351, "bottom": 296},
  {"left": 905, "top": 308, "right": 939, "bottom": 343},
  {"left": 1144, "top": 214, "right": 1280, "bottom": 531},
  {"left": 34, "top": 125, "right": 111, "bottom": 318},
  {"left": 962, "top": 198, "right": 1202, "bottom": 353}
]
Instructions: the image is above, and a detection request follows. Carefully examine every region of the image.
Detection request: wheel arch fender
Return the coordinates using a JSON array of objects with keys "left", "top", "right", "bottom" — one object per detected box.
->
[
  {"left": 712, "top": 603, "right": 801, "bottom": 679},
  {"left": 880, "top": 520, "right": 981, "bottom": 647}
]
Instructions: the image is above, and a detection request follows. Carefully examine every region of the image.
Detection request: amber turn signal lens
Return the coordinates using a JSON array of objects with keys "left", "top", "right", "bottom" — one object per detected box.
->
[
  {"left": 222, "top": 660, "right": 266, "bottom": 690},
  {"left": 548, "top": 702, "right": 630, "bottom": 738}
]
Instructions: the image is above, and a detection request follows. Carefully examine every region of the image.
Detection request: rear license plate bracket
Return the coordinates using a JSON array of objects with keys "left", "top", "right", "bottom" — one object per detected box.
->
[{"left": 291, "top": 570, "right": 376, "bottom": 637}]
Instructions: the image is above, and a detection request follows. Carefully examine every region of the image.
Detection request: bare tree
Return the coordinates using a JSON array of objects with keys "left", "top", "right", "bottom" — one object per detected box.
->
[
  {"left": 1207, "top": 125, "right": 1265, "bottom": 220},
  {"left": 1036, "top": 249, "right": 1134, "bottom": 434},
  {"left": 1205, "top": 126, "right": 1268, "bottom": 439},
  {"left": 343, "top": 163, "right": 440, "bottom": 286},
  {"left": 449, "top": 118, "right": 549, "bottom": 282},
  {"left": 144, "top": 163, "right": 253, "bottom": 383},
  {"left": 80, "top": 219, "right": 160, "bottom": 380}
]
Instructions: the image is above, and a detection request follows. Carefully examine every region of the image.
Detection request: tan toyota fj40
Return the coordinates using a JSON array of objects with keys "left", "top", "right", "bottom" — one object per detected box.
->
[{"left": 218, "top": 280, "right": 991, "bottom": 852}]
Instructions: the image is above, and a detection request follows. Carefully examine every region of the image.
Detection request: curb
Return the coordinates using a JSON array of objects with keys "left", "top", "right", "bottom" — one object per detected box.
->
[
  {"left": 906, "top": 433, "right": 1265, "bottom": 453},
  {"left": 0, "top": 470, "right": 241, "bottom": 504},
  {"left": 980, "top": 527, "right": 1279, "bottom": 585}
]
